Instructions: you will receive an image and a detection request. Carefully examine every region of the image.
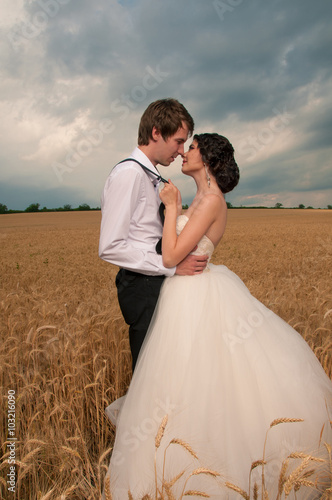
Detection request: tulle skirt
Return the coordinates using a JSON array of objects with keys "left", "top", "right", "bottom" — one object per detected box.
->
[{"left": 104, "top": 264, "right": 332, "bottom": 499}]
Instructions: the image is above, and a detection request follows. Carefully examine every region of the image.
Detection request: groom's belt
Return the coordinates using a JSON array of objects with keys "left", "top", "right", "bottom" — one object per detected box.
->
[{"left": 120, "top": 268, "right": 165, "bottom": 279}]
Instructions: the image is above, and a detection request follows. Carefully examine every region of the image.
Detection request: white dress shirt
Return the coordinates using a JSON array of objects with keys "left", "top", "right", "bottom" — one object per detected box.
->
[{"left": 99, "top": 147, "right": 175, "bottom": 276}]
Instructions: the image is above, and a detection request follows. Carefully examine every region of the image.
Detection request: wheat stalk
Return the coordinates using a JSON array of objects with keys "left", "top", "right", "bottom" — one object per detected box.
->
[
  {"left": 224, "top": 481, "right": 249, "bottom": 500},
  {"left": 179, "top": 468, "right": 220, "bottom": 500},
  {"left": 104, "top": 476, "right": 112, "bottom": 500},
  {"left": 190, "top": 468, "right": 220, "bottom": 478},
  {"left": 155, "top": 414, "right": 169, "bottom": 497},
  {"left": 277, "top": 458, "right": 290, "bottom": 499},
  {"left": 270, "top": 418, "right": 304, "bottom": 428},
  {"left": 161, "top": 437, "right": 198, "bottom": 496},
  {"left": 253, "top": 483, "right": 259, "bottom": 500},
  {"left": 251, "top": 460, "right": 266, "bottom": 471},
  {"left": 295, "top": 479, "right": 316, "bottom": 491},
  {"left": 283, "top": 456, "right": 312, "bottom": 497},
  {"left": 155, "top": 415, "right": 169, "bottom": 449},
  {"left": 249, "top": 460, "right": 265, "bottom": 496},
  {"left": 163, "top": 482, "right": 177, "bottom": 500},
  {"left": 169, "top": 439, "right": 198, "bottom": 460},
  {"left": 165, "top": 470, "right": 186, "bottom": 488},
  {"left": 261, "top": 417, "right": 305, "bottom": 498},
  {"left": 39, "top": 489, "right": 56, "bottom": 500},
  {"left": 183, "top": 490, "right": 210, "bottom": 497}
]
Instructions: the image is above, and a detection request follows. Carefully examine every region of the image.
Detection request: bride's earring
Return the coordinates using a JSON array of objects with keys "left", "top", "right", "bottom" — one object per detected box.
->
[{"left": 204, "top": 163, "right": 211, "bottom": 188}]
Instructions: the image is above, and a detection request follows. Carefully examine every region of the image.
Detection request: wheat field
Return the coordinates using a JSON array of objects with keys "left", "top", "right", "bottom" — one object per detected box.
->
[{"left": 0, "top": 209, "right": 331, "bottom": 499}]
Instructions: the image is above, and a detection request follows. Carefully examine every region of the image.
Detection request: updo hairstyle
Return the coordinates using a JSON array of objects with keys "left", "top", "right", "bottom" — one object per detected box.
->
[{"left": 194, "top": 133, "right": 239, "bottom": 193}]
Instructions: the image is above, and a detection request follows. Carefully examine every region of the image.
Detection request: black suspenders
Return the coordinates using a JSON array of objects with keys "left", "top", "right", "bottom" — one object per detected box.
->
[{"left": 116, "top": 158, "right": 169, "bottom": 184}]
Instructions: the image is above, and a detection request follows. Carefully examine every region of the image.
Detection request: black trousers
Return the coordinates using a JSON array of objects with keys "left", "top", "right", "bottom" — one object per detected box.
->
[{"left": 115, "top": 269, "right": 165, "bottom": 371}]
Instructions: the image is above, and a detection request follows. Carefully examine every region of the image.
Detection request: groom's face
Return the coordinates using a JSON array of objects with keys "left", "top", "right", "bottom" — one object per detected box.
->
[{"left": 153, "top": 123, "right": 189, "bottom": 166}]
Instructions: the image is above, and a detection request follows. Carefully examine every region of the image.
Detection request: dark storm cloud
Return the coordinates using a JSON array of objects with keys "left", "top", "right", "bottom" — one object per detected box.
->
[{"left": 1, "top": 0, "right": 331, "bottom": 210}]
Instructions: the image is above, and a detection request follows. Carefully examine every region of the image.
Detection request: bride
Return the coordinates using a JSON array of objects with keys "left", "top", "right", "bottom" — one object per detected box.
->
[{"left": 103, "top": 134, "right": 332, "bottom": 499}]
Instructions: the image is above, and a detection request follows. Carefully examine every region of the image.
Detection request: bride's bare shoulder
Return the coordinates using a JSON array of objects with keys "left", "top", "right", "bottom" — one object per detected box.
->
[
  {"left": 197, "top": 192, "right": 226, "bottom": 211},
  {"left": 186, "top": 191, "right": 226, "bottom": 219}
]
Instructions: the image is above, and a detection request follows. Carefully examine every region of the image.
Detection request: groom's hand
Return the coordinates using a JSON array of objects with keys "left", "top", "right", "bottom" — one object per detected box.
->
[{"left": 175, "top": 254, "right": 208, "bottom": 275}]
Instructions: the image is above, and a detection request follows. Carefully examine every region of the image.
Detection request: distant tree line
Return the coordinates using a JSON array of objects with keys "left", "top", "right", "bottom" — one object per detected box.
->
[
  {"left": 272, "top": 202, "right": 332, "bottom": 210},
  {"left": 226, "top": 202, "right": 332, "bottom": 210},
  {"left": 0, "top": 202, "right": 332, "bottom": 214},
  {"left": 0, "top": 203, "right": 101, "bottom": 214}
]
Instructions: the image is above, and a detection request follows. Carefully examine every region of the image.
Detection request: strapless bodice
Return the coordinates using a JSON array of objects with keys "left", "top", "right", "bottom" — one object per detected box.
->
[{"left": 176, "top": 214, "right": 215, "bottom": 261}]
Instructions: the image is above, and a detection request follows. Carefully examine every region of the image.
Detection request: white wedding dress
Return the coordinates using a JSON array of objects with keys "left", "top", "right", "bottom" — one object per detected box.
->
[{"left": 104, "top": 215, "right": 332, "bottom": 499}]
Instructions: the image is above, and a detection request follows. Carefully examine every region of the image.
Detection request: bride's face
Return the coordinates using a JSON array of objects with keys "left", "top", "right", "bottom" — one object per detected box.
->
[{"left": 181, "top": 140, "right": 204, "bottom": 176}]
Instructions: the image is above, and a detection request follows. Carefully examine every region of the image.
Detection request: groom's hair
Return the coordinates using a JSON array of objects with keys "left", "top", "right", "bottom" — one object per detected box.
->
[{"left": 138, "top": 98, "right": 194, "bottom": 146}]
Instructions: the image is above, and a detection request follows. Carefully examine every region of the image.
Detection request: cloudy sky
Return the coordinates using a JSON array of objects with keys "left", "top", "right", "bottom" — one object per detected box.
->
[{"left": 1, "top": 0, "right": 331, "bottom": 210}]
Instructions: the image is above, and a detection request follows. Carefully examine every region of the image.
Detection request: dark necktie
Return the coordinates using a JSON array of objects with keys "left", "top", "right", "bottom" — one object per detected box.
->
[
  {"left": 156, "top": 202, "right": 165, "bottom": 255},
  {"left": 158, "top": 201, "right": 165, "bottom": 224}
]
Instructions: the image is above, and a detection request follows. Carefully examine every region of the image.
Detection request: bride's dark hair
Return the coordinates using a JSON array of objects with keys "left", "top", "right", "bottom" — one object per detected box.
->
[{"left": 194, "top": 133, "right": 239, "bottom": 193}]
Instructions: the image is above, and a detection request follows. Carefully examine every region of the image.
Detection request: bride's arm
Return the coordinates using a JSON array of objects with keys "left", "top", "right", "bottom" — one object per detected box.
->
[
  {"left": 160, "top": 181, "right": 220, "bottom": 268},
  {"left": 176, "top": 188, "right": 183, "bottom": 216}
]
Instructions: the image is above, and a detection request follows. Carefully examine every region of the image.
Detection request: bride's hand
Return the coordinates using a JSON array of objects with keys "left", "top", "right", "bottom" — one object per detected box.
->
[{"left": 160, "top": 180, "right": 179, "bottom": 207}]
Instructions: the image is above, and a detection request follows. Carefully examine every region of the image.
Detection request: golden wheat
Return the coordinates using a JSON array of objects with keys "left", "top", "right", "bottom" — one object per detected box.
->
[
  {"left": 269, "top": 418, "right": 304, "bottom": 428},
  {"left": 224, "top": 481, "right": 250, "bottom": 499},
  {"left": 182, "top": 491, "right": 210, "bottom": 497},
  {"left": 168, "top": 439, "right": 199, "bottom": 460},
  {"left": 155, "top": 415, "right": 169, "bottom": 449},
  {"left": 1, "top": 209, "right": 331, "bottom": 499},
  {"left": 104, "top": 476, "right": 112, "bottom": 500}
]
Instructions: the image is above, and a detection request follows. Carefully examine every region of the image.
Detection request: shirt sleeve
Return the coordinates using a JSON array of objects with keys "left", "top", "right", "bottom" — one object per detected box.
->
[{"left": 98, "top": 165, "right": 175, "bottom": 276}]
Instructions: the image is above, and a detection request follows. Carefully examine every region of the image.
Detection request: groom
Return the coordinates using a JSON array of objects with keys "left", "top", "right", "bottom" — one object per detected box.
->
[{"left": 99, "top": 98, "right": 208, "bottom": 370}]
